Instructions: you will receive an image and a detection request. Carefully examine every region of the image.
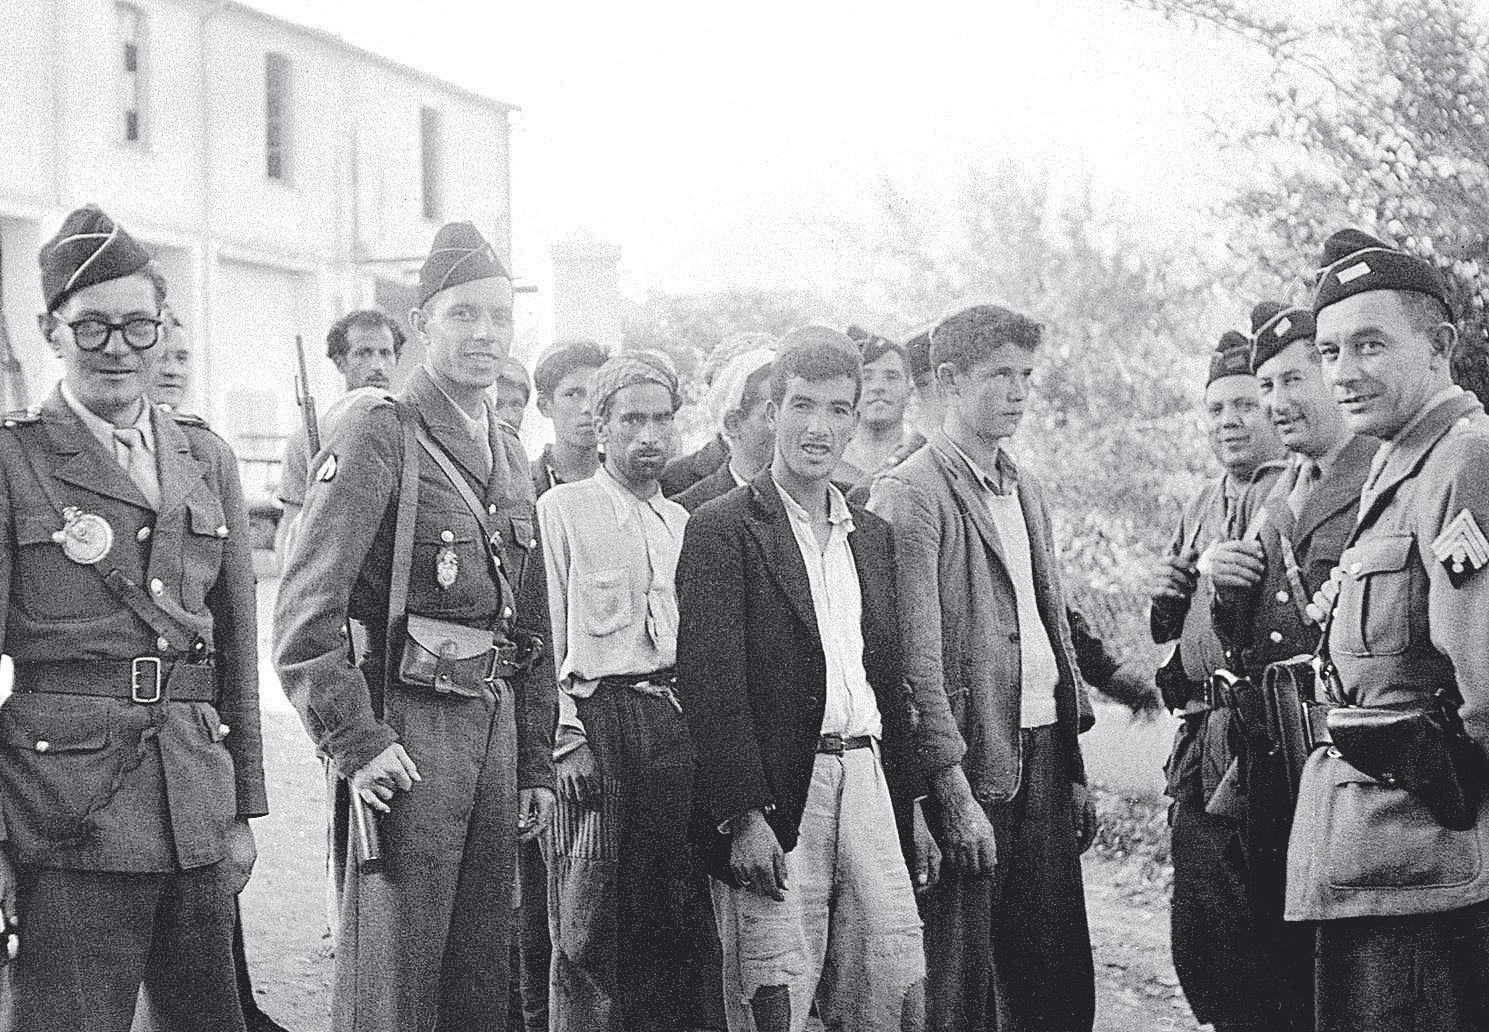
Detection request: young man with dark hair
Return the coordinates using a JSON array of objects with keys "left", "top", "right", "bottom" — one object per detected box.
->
[
  {"left": 678, "top": 326, "right": 931, "bottom": 1032},
  {"left": 532, "top": 338, "right": 609, "bottom": 497},
  {"left": 871, "top": 302, "right": 1096, "bottom": 1032},
  {"left": 274, "top": 221, "right": 556, "bottom": 1031},
  {"left": 840, "top": 335, "right": 914, "bottom": 483},
  {"left": 677, "top": 347, "right": 775, "bottom": 512},
  {"left": 1285, "top": 230, "right": 1489, "bottom": 1031},
  {"left": 539, "top": 352, "right": 718, "bottom": 1032},
  {"left": 493, "top": 357, "right": 532, "bottom": 432}
]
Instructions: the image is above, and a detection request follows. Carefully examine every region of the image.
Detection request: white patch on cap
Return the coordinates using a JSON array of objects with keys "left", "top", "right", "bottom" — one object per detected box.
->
[
  {"left": 1336, "top": 261, "right": 1371, "bottom": 284},
  {"left": 1273, "top": 317, "right": 1292, "bottom": 338}
]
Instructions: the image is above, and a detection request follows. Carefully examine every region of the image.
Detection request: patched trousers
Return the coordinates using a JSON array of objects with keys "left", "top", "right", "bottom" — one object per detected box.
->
[
  {"left": 710, "top": 744, "right": 925, "bottom": 1032},
  {"left": 333, "top": 682, "right": 518, "bottom": 1032}
]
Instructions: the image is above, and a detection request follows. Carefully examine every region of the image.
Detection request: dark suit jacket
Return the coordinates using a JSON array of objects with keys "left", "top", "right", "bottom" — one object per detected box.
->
[
  {"left": 661, "top": 435, "right": 728, "bottom": 498},
  {"left": 0, "top": 387, "right": 266, "bottom": 871},
  {"left": 674, "top": 461, "right": 737, "bottom": 513},
  {"left": 676, "top": 474, "right": 920, "bottom": 880}
]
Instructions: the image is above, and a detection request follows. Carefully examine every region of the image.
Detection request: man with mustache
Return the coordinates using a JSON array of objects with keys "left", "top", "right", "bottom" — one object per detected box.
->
[
  {"left": 870, "top": 302, "right": 1096, "bottom": 1032},
  {"left": 0, "top": 204, "right": 266, "bottom": 1030},
  {"left": 275, "top": 309, "right": 406, "bottom": 560},
  {"left": 274, "top": 221, "right": 556, "bottom": 1031},
  {"left": 1196, "top": 302, "right": 1378, "bottom": 1032},
  {"left": 1148, "top": 329, "right": 1284, "bottom": 1032},
  {"left": 1285, "top": 229, "right": 1489, "bottom": 1032},
  {"left": 538, "top": 353, "right": 711, "bottom": 1032}
]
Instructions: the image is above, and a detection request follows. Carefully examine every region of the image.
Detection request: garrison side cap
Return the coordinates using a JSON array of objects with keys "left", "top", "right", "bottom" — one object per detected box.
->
[
  {"left": 1312, "top": 227, "right": 1451, "bottom": 317},
  {"left": 1248, "top": 300, "right": 1316, "bottom": 372}
]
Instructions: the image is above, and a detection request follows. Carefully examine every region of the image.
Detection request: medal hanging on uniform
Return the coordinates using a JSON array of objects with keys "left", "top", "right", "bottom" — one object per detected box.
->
[
  {"left": 51, "top": 505, "right": 114, "bottom": 565},
  {"left": 435, "top": 529, "right": 459, "bottom": 589}
]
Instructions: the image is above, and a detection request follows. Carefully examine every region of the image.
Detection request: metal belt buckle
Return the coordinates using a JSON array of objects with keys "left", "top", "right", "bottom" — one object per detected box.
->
[
  {"left": 819, "top": 732, "right": 844, "bottom": 755},
  {"left": 131, "top": 657, "right": 163, "bottom": 704}
]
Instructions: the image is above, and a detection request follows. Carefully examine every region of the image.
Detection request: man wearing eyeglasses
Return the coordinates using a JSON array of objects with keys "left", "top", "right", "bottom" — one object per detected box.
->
[{"left": 0, "top": 204, "right": 267, "bottom": 1031}]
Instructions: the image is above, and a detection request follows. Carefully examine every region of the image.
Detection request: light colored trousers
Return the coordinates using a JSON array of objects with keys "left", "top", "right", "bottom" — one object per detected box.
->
[{"left": 710, "top": 746, "right": 925, "bottom": 1032}]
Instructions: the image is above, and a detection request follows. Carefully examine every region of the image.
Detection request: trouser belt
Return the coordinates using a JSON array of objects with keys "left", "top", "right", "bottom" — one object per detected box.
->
[
  {"left": 817, "top": 733, "right": 873, "bottom": 755},
  {"left": 15, "top": 657, "right": 217, "bottom": 704},
  {"left": 597, "top": 668, "right": 681, "bottom": 712}
]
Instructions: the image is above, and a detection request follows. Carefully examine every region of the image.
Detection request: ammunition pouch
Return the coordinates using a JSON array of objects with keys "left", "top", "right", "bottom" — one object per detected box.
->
[
  {"left": 397, "top": 614, "right": 502, "bottom": 699},
  {"left": 1327, "top": 697, "right": 1486, "bottom": 831},
  {"left": 1260, "top": 656, "right": 1331, "bottom": 806}
]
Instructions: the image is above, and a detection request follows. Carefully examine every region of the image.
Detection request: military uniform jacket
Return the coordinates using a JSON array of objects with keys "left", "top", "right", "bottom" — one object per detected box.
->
[
  {"left": 0, "top": 387, "right": 266, "bottom": 871},
  {"left": 1287, "top": 391, "right": 1489, "bottom": 920},
  {"left": 273, "top": 366, "right": 557, "bottom": 792},
  {"left": 1214, "top": 435, "right": 1379, "bottom": 670}
]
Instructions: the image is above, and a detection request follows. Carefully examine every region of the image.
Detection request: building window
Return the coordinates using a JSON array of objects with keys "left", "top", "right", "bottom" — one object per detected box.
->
[
  {"left": 420, "top": 106, "right": 443, "bottom": 220},
  {"left": 116, "top": 3, "right": 146, "bottom": 144},
  {"left": 265, "top": 52, "right": 292, "bottom": 182}
]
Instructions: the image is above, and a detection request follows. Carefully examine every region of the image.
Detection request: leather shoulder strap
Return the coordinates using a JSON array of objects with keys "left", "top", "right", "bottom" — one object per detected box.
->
[{"left": 386, "top": 407, "right": 421, "bottom": 642}]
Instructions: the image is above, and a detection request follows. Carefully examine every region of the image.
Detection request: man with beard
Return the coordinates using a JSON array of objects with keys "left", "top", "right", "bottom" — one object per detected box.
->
[
  {"left": 532, "top": 338, "right": 608, "bottom": 497},
  {"left": 1197, "top": 302, "right": 1379, "bottom": 1032},
  {"left": 1149, "top": 330, "right": 1285, "bottom": 1032},
  {"left": 1285, "top": 230, "right": 1489, "bottom": 1032},
  {"left": 538, "top": 353, "right": 708, "bottom": 1032},
  {"left": 274, "top": 221, "right": 556, "bottom": 1031},
  {"left": 839, "top": 334, "right": 915, "bottom": 485}
]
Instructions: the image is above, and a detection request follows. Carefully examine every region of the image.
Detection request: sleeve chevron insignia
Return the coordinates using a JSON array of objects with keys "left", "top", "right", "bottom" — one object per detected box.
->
[{"left": 1430, "top": 508, "right": 1489, "bottom": 587}]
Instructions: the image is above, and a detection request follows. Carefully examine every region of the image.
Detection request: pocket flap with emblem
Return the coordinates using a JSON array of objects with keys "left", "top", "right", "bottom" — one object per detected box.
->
[{"left": 1344, "top": 533, "right": 1414, "bottom": 576}]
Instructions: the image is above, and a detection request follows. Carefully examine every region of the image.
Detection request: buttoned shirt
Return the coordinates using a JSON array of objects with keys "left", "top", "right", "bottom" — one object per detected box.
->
[
  {"left": 430, "top": 374, "right": 494, "bottom": 475},
  {"left": 945, "top": 433, "right": 1060, "bottom": 728},
  {"left": 773, "top": 475, "right": 883, "bottom": 739},
  {"left": 60, "top": 380, "right": 159, "bottom": 505},
  {"left": 538, "top": 465, "right": 689, "bottom": 754},
  {"left": 1362, "top": 386, "right": 1464, "bottom": 507}
]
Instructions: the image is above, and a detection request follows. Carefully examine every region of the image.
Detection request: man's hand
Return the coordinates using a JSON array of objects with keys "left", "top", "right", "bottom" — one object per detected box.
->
[
  {"left": 556, "top": 742, "right": 602, "bottom": 810},
  {"left": 1200, "top": 540, "right": 1266, "bottom": 591},
  {"left": 517, "top": 787, "right": 556, "bottom": 843},
  {"left": 1146, "top": 550, "right": 1199, "bottom": 601},
  {"left": 1072, "top": 783, "right": 1098, "bottom": 855},
  {"left": 351, "top": 743, "right": 421, "bottom": 814},
  {"left": 0, "top": 849, "right": 19, "bottom": 963},
  {"left": 911, "top": 797, "right": 942, "bottom": 892},
  {"left": 1306, "top": 566, "right": 1347, "bottom": 624},
  {"left": 932, "top": 766, "right": 997, "bottom": 877},
  {"left": 223, "top": 819, "right": 257, "bottom": 895},
  {"left": 730, "top": 809, "right": 788, "bottom": 901}
]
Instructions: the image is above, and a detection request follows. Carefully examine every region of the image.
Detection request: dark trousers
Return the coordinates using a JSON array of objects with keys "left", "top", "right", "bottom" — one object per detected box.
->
[
  {"left": 921, "top": 724, "right": 1095, "bottom": 1032},
  {"left": 508, "top": 837, "right": 551, "bottom": 1032},
  {"left": 1170, "top": 799, "right": 1313, "bottom": 1030},
  {"left": 334, "top": 683, "right": 518, "bottom": 1032},
  {"left": 548, "top": 687, "right": 723, "bottom": 1032},
  {"left": 6, "top": 861, "right": 244, "bottom": 1032},
  {"left": 1315, "top": 899, "right": 1489, "bottom": 1032}
]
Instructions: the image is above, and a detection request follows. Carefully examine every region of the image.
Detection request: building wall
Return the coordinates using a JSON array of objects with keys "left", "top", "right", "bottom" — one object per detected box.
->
[{"left": 0, "top": 0, "right": 514, "bottom": 481}]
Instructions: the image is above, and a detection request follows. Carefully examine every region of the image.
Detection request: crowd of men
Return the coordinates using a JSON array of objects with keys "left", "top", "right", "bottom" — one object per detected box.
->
[{"left": 0, "top": 201, "right": 1486, "bottom": 1032}]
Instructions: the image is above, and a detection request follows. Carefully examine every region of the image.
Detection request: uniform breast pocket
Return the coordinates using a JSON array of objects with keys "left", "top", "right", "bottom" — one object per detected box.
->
[
  {"left": 12, "top": 514, "right": 116, "bottom": 621},
  {"left": 579, "top": 568, "right": 633, "bottom": 637},
  {"left": 1332, "top": 534, "right": 1416, "bottom": 658},
  {"left": 181, "top": 496, "right": 228, "bottom": 613}
]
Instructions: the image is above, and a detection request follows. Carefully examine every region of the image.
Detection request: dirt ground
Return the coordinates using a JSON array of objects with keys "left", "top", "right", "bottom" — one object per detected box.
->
[{"left": 240, "top": 705, "right": 1201, "bottom": 1032}]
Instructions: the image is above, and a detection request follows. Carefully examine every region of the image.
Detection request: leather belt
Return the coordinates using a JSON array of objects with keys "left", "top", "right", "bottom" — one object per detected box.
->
[
  {"left": 817, "top": 733, "right": 873, "bottom": 755},
  {"left": 15, "top": 657, "right": 217, "bottom": 705},
  {"left": 1303, "top": 701, "right": 1334, "bottom": 748},
  {"left": 598, "top": 668, "right": 677, "bottom": 691}
]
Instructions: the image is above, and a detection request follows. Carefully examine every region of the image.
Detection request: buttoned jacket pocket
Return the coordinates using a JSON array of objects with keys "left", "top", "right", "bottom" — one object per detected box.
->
[
  {"left": 579, "top": 567, "right": 632, "bottom": 637},
  {"left": 1332, "top": 534, "right": 1416, "bottom": 658},
  {"left": 180, "top": 494, "right": 228, "bottom": 613},
  {"left": 1324, "top": 767, "right": 1483, "bottom": 891},
  {"left": 13, "top": 513, "right": 116, "bottom": 621}
]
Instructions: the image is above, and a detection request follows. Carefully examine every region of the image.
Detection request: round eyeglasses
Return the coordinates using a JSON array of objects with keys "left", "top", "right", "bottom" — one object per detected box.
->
[{"left": 67, "top": 316, "right": 164, "bottom": 352}]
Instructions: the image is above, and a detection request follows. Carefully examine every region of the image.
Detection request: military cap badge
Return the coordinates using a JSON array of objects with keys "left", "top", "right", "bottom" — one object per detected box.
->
[
  {"left": 1430, "top": 509, "right": 1489, "bottom": 586},
  {"left": 51, "top": 506, "right": 114, "bottom": 565}
]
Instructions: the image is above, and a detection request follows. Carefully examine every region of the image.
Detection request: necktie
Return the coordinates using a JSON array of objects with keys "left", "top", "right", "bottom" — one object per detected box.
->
[
  {"left": 112, "top": 426, "right": 161, "bottom": 509},
  {"left": 1287, "top": 458, "right": 1321, "bottom": 518}
]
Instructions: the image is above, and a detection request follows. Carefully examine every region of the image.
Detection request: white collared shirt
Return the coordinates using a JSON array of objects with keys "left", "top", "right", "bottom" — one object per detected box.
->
[
  {"left": 60, "top": 380, "right": 157, "bottom": 468},
  {"left": 538, "top": 465, "right": 689, "bottom": 753},
  {"left": 772, "top": 475, "right": 883, "bottom": 740}
]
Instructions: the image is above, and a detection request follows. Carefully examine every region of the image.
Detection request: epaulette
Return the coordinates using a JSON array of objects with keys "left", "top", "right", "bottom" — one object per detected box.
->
[
  {"left": 1, "top": 408, "right": 41, "bottom": 428},
  {"left": 167, "top": 409, "right": 210, "bottom": 428}
]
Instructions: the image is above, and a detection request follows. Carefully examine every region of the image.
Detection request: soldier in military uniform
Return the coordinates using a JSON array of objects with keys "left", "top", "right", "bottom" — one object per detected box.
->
[
  {"left": 1286, "top": 230, "right": 1489, "bottom": 1032},
  {"left": 0, "top": 204, "right": 266, "bottom": 1031},
  {"left": 1202, "top": 301, "right": 1379, "bottom": 1031},
  {"left": 1148, "top": 330, "right": 1285, "bottom": 1032},
  {"left": 273, "top": 221, "right": 557, "bottom": 1032}
]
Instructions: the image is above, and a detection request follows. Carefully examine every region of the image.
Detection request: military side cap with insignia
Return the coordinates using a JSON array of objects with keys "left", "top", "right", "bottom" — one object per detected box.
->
[
  {"left": 1248, "top": 300, "right": 1316, "bottom": 372},
  {"left": 40, "top": 204, "right": 153, "bottom": 312},
  {"left": 419, "top": 221, "right": 510, "bottom": 307},
  {"left": 1313, "top": 228, "right": 1451, "bottom": 316},
  {"left": 1207, "top": 330, "right": 1253, "bottom": 386}
]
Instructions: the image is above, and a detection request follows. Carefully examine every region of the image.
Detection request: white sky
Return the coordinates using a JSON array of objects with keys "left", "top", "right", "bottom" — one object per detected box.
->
[{"left": 247, "top": 0, "right": 1276, "bottom": 299}]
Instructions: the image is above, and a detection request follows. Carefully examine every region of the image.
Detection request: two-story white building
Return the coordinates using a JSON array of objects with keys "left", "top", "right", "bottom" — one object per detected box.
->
[{"left": 0, "top": 0, "right": 515, "bottom": 496}]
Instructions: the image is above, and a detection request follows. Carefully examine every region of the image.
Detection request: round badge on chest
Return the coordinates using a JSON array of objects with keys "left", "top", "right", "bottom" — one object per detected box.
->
[{"left": 50, "top": 506, "right": 114, "bottom": 565}]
